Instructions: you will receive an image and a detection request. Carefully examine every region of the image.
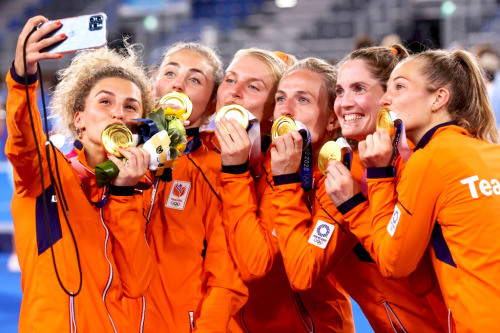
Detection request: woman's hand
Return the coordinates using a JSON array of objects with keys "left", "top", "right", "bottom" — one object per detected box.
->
[
  {"left": 215, "top": 116, "right": 251, "bottom": 166},
  {"left": 324, "top": 161, "right": 360, "bottom": 207},
  {"left": 359, "top": 129, "right": 393, "bottom": 168},
  {"left": 14, "top": 16, "right": 67, "bottom": 77},
  {"left": 109, "top": 147, "right": 150, "bottom": 187},
  {"left": 270, "top": 131, "right": 302, "bottom": 176}
]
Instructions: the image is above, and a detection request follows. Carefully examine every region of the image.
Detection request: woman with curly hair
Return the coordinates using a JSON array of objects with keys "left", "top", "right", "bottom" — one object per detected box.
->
[{"left": 6, "top": 16, "right": 154, "bottom": 332}]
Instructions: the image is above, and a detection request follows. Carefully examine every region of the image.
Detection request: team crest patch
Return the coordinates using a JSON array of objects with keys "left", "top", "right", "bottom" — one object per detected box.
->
[
  {"left": 308, "top": 220, "right": 335, "bottom": 249},
  {"left": 165, "top": 181, "right": 191, "bottom": 210}
]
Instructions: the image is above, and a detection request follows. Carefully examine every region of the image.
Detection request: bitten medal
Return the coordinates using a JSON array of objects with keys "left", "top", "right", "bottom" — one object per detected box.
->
[
  {"left": 270, "top": 116, "right": 313, "bottom": 191},
  {"left": 271, "top": 115, "right": 297, "bottom": 141},
  {"left": 376, "top": 108, "right": 396, "bottom": 137},
  {"left": 159, "top": 91, "right": 193, "bottom": 121},
  {"left": 215, "top": 104, "right": 249, "bottom": 129},
  {"left": 375, "top": 108, "right": 412, "bottom": 164},
  {"left": 101, "top": 124, "right": 134, "bottom": 158}
]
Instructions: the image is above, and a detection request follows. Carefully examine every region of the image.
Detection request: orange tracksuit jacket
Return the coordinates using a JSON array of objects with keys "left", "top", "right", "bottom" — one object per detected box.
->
[
  {"left": 125, "top": 130, "right": 248, "bottom": 332},
  {"left": 364, "top": 123, "right": 500, "bottom": 332},
  {"left": 273, "top": 151, "right": 447, "bottom": 332},
  {"left": 221, "top": 150, "right": 354, "bottom": 333},
  {"left": 6, "top": 69, "right": 153, "bottom": 332}
]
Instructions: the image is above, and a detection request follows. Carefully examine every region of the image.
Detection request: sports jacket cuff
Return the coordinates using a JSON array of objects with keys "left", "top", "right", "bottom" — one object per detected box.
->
[
  {"left": 222, "top": 161, "right": 249, "bottom": 174},
  {"left": 367, "top": 166, "right": 396, "bottom": 179},
  {"left": 338, "top": 192, "right": 367, "bottom": 215},
  {"left": 109, "top": 184, "right": 135, "bottom": 196},
  {"left": 273, "top": 172, "right": 300, "bottom": 186},
  {"left": 10, "top": 62, "right": 38, "bottom": 85}
]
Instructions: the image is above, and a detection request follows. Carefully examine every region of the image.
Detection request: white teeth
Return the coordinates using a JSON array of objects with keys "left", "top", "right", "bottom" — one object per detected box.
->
[{"left": 344, "top": 114, "right": 363, "bottom": 121}]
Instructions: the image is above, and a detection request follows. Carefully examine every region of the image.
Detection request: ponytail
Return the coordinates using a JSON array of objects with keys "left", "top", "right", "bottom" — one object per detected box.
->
[{"left": 412, "top": 50, "right": 499, "bottom": 143}]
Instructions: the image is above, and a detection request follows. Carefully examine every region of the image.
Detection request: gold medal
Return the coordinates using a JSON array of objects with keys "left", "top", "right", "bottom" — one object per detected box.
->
[
  {"left": 376, "top": 108, "right": 395, "bottom": 136},
  {"left": 271, "top": 116, "right": 297, "bottom": 141},
  {"left": 101, "top": 124, "right": 134, "bottom": 157},
  {"left": 215, "top": 104, "right": 249, "bottom": 129},
  {"left": 158, "top": 91, "right": 193, "bottom": 121},
  {"left": 318, "top": 141, "right": 342, "bottom": 176}
]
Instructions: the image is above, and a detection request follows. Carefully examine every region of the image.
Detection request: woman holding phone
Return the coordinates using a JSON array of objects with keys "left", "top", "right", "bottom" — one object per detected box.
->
[{"left": 7, "top": 16, "right": 154, "bottom": 332}]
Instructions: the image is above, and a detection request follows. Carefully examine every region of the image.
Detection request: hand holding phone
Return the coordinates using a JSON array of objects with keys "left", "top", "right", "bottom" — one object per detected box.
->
[
  {"left": 39, "top": 13, "right": 107, "bottom": 54},
  {"left": 14, "top": 14, "right": 108, "bottom": 77}
]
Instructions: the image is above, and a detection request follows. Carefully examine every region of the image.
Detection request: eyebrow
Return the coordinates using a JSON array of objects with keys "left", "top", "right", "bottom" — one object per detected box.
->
[
  {"left": 275, "top": 89, "right": 312, "bottom": 96},
  {"left": 165, "top": 62, "right": 208, "bottom": 79},
  {"left": 225, "top": 70, "right": 267, "bottom": 87},
  {"left": 95, "top": 90, "right": 141, "bottom": 105}
]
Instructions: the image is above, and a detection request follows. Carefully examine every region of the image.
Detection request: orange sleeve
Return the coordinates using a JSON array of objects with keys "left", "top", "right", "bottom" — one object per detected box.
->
[
  {"left": 195, "top": 174, "right": 248, "bottom": 332},
  {"left": 5, "top": 70, "right": 51, "bottom": 196},
  {"left": 220, "top": 170, "right": 276, "bottom": 281},
  {"left": 272, "top": 177, "right": 357, "bottom": 291},
  {"left": 367, "top": 154, "right": 443, "bottom": 278},
  {"left": 103, "top": 188, "right": 154, "bottom": 299}
]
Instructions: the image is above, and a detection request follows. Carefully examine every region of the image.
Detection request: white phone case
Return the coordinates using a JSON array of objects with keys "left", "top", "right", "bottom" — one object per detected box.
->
[{"left": 39, "top": 13, "right": 107, "bottom": 54}]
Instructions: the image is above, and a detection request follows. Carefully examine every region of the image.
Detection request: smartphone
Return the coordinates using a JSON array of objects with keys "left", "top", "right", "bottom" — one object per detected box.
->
[{"left": 39, "top": 13, "right": 107, "bottom": 54}]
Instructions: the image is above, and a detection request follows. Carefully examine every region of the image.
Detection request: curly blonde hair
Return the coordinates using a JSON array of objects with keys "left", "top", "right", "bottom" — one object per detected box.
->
[{"left": 49, "top": 43, "right": 154, "bottom": 139}]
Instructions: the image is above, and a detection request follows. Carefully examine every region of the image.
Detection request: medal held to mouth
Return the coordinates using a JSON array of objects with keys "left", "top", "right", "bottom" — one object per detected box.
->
[
  {"left": 158, "top": 91, "right": 193, "bottom": 121},
  {"left": 376, "top": 108, "right": 399, "bottom": 137},
  {"left": 215, "top": 104, "right": 250, "bottom": 129},
  {"left": 375, "top": 108, "right": 412, "bottom": 164},
  {"left": 101, "top": 124, "right": 134, "bottom": 158},
  {"left": 318, "top": 137, "right": 352, "bottom": 175},
  {"left": 271, "top": 115, "right": 297, "bottom": 141}
]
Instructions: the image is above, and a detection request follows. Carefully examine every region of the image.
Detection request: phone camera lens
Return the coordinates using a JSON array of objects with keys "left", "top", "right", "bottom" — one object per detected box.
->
[
  {"left": 93, "top": 23, "right": 98, "bottom": 28},
  {"left": 97, "top": 16, "right": 102, "bottom": 22},
  {"left": 90, "top": 17, "right": 95, "bottom": 23}
]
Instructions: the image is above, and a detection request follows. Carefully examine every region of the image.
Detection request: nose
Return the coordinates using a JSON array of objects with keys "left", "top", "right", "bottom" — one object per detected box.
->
[
  {"left": 379, "top": 90, "right": 391, "bottom": 108},
  {"left": 276, "top": 98, "right": 295, "bottom": 118},
  {"left": 228, "top": 81, "right": 243, "bottom": 100},
  {"left": 111, "top": 105, "right": 124, "bottom": 120},
  {"left": 339, "top": 90, "right": 355, "bottom": 109},
  {"left": 171, "top": 78, "right": 185, "bottom": 92}
]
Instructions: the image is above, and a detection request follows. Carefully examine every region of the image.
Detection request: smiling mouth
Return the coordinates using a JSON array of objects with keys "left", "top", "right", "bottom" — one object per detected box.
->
[{"left": 344, "top": 114, "right": 364, "bottom": 121}]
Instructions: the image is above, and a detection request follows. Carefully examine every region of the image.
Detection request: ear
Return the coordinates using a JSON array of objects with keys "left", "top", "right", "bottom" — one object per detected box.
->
[
  {"left": 326, "top": 111, "right": 340, "bottom": 132},
  {"left": 432, "top": 87, "right": 450, "bottom": 112},
  {"left": 74, "top": 111, "right": 85, "bottom": 131},
  {"left": 205, "top": 98, "right": 217, "bottom": 118}
]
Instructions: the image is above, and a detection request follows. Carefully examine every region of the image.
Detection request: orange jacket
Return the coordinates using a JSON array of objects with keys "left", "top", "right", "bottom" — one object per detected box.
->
[
  {"left": 126, "top": 131, "right": 248, "bottom": 332},
  {"left": 365, "top": 123, "right": 500, "bottom": 332},
  {"left": 221, "top": 151, "right": 354, "bottom": 333},
  {"left": 6, "top": 69, "right": 153, "bottom": 332},
  {"left": 273, "top": 150, "right": 447, "bottom": 332}
]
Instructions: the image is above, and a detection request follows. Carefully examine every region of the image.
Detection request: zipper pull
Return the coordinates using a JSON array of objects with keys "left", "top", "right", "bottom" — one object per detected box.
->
[{"left": 189, "top": 311, "right": 195, "bottom": 331}]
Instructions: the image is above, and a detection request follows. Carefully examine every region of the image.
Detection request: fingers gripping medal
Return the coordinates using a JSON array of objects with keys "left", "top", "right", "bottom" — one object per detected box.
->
[
  {"left": 95, "top": 124, "right": 135, "bottom": 188},
  {"left": 102, "top": 124, "right": 134, "bottom": 157},
  {"left": 215, "top": 104, "right": 250, "bottom": 131},
  {"left": 215, "top": 104, "right": 262, "bottom": 165},
  {"left": 159, "top": 91, "right": 193, "bottom": 121},
  {"left": 271, "top": 116, "right": 313, "bottom": 191},
  {"left": 376, "top": 108, "right": 412, "bottom": 164},
  {"left": 318, "top": 137, "right": 352, "bottom": 176}
]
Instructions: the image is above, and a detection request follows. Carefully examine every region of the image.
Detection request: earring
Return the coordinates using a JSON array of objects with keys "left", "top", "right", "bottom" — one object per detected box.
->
[{"left": 75, "top": 127, "right": 83, "bottom": 139}]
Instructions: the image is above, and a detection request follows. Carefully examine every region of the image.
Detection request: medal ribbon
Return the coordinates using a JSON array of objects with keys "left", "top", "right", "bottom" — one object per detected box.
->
[
  {"left": 336, "top": 137, "right": 353, "bottom": 170},
  {"left": 295, "top": 120, "right": 313, "bottom": 191},
  {"left": 69, "top": 155, "right": 109, "bottom": 207},
  {"left": 246, "top": 113, "right": 261, "bottom": 166},
  {"left": 390, "top": 111, "right": 412, "bottom": 164}
]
